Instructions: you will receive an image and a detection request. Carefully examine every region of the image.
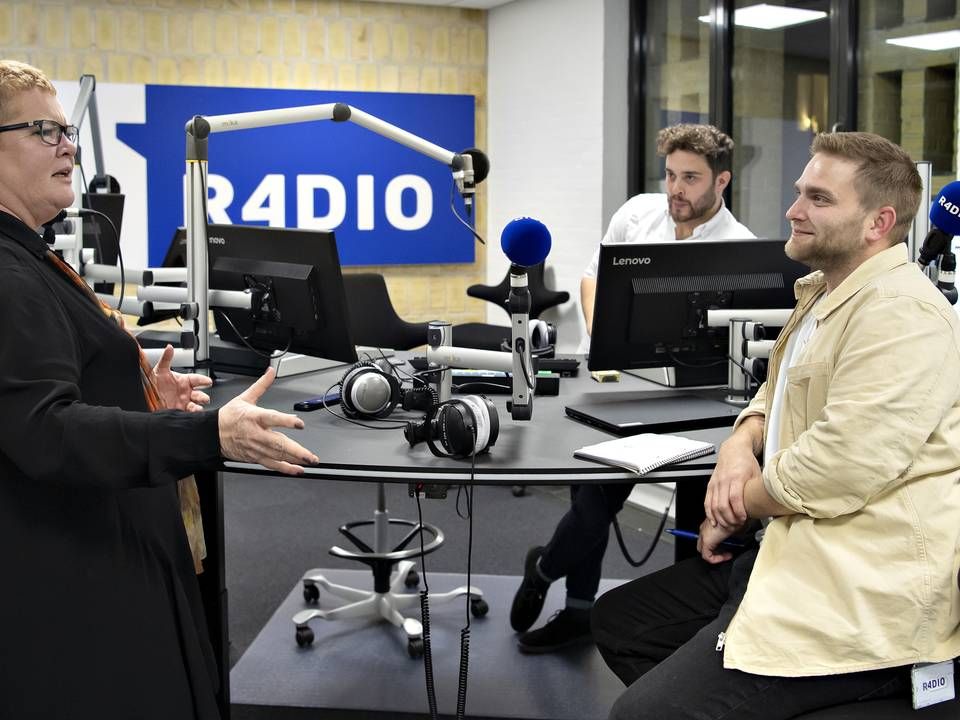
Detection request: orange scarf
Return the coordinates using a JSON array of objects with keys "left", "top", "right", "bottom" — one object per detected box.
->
[{"left": 45, "top": 249, "right": 207, "bottom": 574}]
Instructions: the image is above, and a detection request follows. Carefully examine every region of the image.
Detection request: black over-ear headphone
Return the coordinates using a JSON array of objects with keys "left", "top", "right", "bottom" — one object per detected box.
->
[
  {"left": 404, "top": 395, "right": 500, "bottom": 458},
  {"left": 340, "top": 361, "right": 436, "bottom": 419},
  {"left": 499, "top": 319, "right": 557, "bottom": 355}
]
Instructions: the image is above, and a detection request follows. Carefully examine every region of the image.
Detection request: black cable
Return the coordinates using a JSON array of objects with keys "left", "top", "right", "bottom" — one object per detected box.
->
[
  {"left": 608, "top": 486, "right": 676, "bottom": 568},
  {"left": 76, "top": 163, "right": 105, "bottom": 265},
  {"left": 449, "top": 178, "right": 485, "bottom": 244},
  {"left": 77, "top": 206, "right": 125, "bottom": 313},
  {"left": 214, "top": 310, "right": 291, "bottom": 360},
  {"left": 414, "top": 492, "right": 439, "bottom": 720},
  {"left": 455, "top": 437, "right": 478, "bottom": 720},
  {"left": 666, "top": 351, "right": 727, "bottom": 369},
  {"left": 726, "top": 354, "right": 761, "bottom": 386},
  {"left": 666, "top": 350, "right": 762, "bottom": 388},
  {"left": 516, "top": 339, "right": 535, "bottom": 390}
]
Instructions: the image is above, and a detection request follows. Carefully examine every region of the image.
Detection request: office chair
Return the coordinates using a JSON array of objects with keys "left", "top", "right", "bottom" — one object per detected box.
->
[
  {"left": 342, "top": 273, "right": 430, "bottom": 351},
  {"left": 453, "top": 260, "right": 569, "bottom": 353},
  {"left": 293, "top": 484, "right": 487, "bottom": 658},
  {"left": 294, "top": 274, "right": 488, "bottom": 657},
  {"left": 342, "top": 272, "right": 515, "bottom": 352},
  {"left": 466, "top": 261, "right": 570, "bottom": 321}
]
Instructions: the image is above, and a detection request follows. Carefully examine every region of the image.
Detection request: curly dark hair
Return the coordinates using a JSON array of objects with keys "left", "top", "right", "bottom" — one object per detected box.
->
[{"left": 656, "top": 124, "right": 735, "bottom": 177}]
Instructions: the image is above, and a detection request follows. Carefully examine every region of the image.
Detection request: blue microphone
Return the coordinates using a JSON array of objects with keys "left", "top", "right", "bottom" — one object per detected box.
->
[
  {"left": 919, "top": 181, "right": 960, "bottom": 267},
  {"left": 501, "top": 217, "right": 551, "bottom": 267}
]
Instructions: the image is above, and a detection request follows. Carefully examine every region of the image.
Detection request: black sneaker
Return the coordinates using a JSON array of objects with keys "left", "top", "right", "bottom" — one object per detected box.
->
[
  {"left": 517, "top": 608, "right": 592, "bottom": 654},
  {"left": 510, "top": 546, "right": 550, "bottom": 632}
]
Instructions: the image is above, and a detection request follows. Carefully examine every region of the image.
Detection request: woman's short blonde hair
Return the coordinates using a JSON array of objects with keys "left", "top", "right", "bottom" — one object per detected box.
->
[{"left": 0, "top": 60, "right": 56, "bottom": 124}]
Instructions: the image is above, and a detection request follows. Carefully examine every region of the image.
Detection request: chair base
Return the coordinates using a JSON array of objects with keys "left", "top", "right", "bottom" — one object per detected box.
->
[
  {"left": 291, "top": 511, "right": 486, "bottom": 658},
  {"left": 293, "top": 560, "right": 486, "bottom": 657}
]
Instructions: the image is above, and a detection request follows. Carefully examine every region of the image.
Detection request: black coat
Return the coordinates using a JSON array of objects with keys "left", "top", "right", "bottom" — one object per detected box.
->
[{"left": 0, "top": 211, "right": 223, "bottom": 719}]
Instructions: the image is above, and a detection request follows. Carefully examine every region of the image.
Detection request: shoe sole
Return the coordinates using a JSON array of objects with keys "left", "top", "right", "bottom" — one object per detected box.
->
[{"left": 517, "top": 633, "right": 592, "bottom": 655}]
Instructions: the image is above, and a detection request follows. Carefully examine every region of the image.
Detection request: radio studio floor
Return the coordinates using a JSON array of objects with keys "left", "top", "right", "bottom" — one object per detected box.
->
[{"left": 224, "top": 472, "right": 674, "bottom": 720}]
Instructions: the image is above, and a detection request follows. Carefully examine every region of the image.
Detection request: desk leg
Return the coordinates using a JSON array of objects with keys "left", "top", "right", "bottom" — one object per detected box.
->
[
  {"left": 197, "top": 469, "right": 230, "bottom": 720},
  {"left": 674, "top": 477, "right": 708, "bottom": 562}
]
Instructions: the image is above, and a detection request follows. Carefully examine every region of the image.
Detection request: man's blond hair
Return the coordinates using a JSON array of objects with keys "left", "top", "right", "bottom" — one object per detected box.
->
[
  {"left": 0, "top": 60, "right": 56, "bottom": 124},
  {"left": 811, "top": 132, "right": 921, "bottom": 244}
]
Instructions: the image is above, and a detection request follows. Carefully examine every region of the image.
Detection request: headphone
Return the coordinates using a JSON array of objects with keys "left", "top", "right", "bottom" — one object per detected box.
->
[
  {"left": 339, "top": 361, "right": 436, "bottom": 419},
  {"left": 404, "top": 395, "right": 500, "bottom": 459},
  {"left": 500, "top": 319, "right": 556, "bottom": 355}
]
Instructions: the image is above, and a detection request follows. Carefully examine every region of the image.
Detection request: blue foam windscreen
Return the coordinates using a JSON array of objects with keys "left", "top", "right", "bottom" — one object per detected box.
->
[
  {"left": 931, "top": 181, "right": 960, "bottom": 236},
  {"left": 500, "top": 217, "right": 551, "bottom": 267}
]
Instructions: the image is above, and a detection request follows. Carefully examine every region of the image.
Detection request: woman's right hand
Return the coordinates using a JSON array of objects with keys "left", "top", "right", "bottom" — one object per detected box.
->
[{"left": 218, "top": 368, "right": 319, "bottom": 475}]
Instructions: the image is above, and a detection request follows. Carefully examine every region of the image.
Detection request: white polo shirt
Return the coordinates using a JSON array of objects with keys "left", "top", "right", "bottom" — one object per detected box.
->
[{"left": 583, "top": 193, "right": 756, "bottom": 278}]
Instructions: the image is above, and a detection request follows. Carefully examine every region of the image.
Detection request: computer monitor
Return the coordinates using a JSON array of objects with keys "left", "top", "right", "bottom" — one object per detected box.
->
[
  {"left": 163, "top": 224, "right": 357, "bottom": 367},
  {"left": 588, "top": 238, "right": 807, "bottom": 380}
]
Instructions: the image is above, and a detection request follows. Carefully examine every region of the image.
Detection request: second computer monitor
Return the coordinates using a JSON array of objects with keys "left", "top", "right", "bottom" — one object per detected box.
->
[
  {"left": 200, "top": 224, "right": 357, "bottom": 365},
  {"left": 588, "top": 238, "right": 807, "bottom": 374}
]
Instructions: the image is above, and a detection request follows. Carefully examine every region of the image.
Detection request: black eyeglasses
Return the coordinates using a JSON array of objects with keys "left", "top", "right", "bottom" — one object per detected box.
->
[{"left": 0, "top": 119, "right": 79, "bottom": 146}]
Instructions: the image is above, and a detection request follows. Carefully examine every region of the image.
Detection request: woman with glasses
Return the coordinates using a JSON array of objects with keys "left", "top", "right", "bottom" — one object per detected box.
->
[{"left": 0, "top": 59, "right": 318, "bottom": 720}]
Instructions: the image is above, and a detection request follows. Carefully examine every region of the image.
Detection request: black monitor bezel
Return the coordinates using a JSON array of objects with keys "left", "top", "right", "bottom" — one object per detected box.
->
[
  {"left": 178, "top": 224, "right": 358, "bottom": 365},
  {"left": 588, "top": 238, "right": 806, "bottom": 373}
]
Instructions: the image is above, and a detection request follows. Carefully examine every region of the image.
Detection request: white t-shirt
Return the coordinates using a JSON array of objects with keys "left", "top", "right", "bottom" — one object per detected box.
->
[
  {"left": 764, "top": 296, "right": 823, "bottom": 466},
  {"left": 583, "top": 193, "right": 756, "bottom": 278}
]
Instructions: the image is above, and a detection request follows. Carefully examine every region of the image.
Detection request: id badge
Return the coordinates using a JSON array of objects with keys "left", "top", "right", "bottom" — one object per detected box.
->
[{"left": 911, "top": 659, "right": 955, "bottom": 710}]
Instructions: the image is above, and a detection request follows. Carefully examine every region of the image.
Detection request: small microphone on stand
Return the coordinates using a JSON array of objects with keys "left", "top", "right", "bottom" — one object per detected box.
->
[{"left": 937, "top": 251, "right": 958, "bottom": 305}]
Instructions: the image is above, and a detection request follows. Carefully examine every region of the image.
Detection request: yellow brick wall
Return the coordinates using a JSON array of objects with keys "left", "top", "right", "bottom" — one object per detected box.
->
[
  {"left": 858, "top": 1, "right": 960, "bottom": 194},
  {"left": 3, "top": 0, "right": 490, "bottom": 328}
]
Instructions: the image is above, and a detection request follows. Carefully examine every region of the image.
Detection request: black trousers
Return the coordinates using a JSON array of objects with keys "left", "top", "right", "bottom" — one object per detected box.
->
[
  {"left": 592, "top": 548, "right": 909, "bottom": 720},
  {"left": 537, "top": 482, "right": 634, "bottom": 603}
]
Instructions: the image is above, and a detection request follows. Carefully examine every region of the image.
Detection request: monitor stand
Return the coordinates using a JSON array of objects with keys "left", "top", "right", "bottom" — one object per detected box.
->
[
  {"left": 134, "top": 329, "right": 351, "bottom": 377},
  {"left": 624, "top": 364, "right": 726, "bottom": 388}
]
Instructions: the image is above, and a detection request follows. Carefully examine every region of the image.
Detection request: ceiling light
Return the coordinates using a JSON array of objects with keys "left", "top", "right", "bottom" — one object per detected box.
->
[
  {"left": 699, "top": 3, "right": 828, "bottom": 30},
  {"left": 886, "top": 30, "right": 960, "bottom": 51}
]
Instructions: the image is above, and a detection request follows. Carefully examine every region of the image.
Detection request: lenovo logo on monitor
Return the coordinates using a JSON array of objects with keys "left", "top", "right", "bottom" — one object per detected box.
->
[{"left": 612, "top": 256, "right": 652, "bottom": 266}]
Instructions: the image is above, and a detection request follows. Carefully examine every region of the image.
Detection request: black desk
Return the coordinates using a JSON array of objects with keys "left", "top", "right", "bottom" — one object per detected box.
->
[{"left": 198, "top": 358, "right": 733, "bottom": 718}]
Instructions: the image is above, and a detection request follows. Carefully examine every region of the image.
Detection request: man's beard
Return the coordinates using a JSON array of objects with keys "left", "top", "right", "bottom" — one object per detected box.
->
[
  {"left": 669, "top": 187, "right": 717, "bottom": 224},
  {"left": 786, "top": 214, "right": 865, "bottom": 271}
]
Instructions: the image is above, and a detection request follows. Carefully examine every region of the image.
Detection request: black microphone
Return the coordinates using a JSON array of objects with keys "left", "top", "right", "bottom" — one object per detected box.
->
[
  {"left": 937, "top": 251, "right": 958, "bottom": 305},
  {"left": 454, "top": 148, "right": 489, "bottom": 217},
  {"left": 918, "top": 181, "right": 960, "bottom": 268}
]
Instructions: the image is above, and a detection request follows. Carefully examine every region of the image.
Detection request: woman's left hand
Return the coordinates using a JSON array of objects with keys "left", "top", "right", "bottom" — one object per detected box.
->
[{"left": 153, "top": 344, "right": 213, "bottom": 412}]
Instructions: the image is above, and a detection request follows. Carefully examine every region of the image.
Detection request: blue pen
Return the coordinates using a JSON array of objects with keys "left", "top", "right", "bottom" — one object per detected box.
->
[{"left": 666, "top": 528, "right": 745, "bottom": 548}]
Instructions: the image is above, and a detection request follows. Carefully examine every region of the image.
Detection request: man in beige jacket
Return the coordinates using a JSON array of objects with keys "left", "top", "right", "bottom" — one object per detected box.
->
[{"left": 593, "top": 131, "right": 960, "bottom": 719}]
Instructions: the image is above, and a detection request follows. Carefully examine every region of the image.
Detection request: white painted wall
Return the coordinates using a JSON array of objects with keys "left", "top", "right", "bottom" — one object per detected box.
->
[{"left": 487, "top": 0, "right": 629, "bottom": 352}]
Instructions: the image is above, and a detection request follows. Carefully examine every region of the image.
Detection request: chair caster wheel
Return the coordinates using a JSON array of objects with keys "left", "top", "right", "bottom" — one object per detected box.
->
[
  {"left": 470, "top": 597, "right": 489, "bottom": 618},
  {"left": 405, "top": 569, "right": 420, "bottom": 588},
  {"left": 407, "top": 637, "right": 425, "bottom": 658},
  {"left": 511, "top": 485, "right": 525, "bottom": 497},
  {"left": 302, "top": 582, "right": 320, "bottom": 604},
  {"left": 295, "top": 626, "right": 314, "bottom": 647}
]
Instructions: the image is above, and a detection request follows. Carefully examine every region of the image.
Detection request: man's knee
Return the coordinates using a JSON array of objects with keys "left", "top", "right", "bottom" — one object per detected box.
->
[
  {"left": 608, "top": 681, "right": 681, "bottom": 720},
  {"left": 591, "top": 583, "right": 621, "bottom": 643}
]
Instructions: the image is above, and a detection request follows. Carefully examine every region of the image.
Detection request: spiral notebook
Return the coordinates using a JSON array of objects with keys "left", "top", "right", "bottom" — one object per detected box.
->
[{"left": 574, "top": 433, "right": 715, "bottom": 476}]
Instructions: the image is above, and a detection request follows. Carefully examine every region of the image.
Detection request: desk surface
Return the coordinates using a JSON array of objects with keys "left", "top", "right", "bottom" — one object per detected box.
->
[{"left": 208, "top": 357, "right": 734, "bottom": 486}]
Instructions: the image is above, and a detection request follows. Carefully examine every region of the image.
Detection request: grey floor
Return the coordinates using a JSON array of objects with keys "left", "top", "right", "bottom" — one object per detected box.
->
[{"left": 223, "top": 474, "right": 676, "bottom": 718}]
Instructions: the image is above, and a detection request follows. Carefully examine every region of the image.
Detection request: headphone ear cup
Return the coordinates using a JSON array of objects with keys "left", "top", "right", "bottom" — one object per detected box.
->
[
  {"left": 456, "top": 395, "right": 490, "bottom": 455},
  {"left": 340, "top": 363, "right": 400, "bottom": 418},
  {"left": 433, "top": 403, "right": 470, "bottom": 458},
  {"left": 529, "top": 319, "right": 548, "bottom": 350}
]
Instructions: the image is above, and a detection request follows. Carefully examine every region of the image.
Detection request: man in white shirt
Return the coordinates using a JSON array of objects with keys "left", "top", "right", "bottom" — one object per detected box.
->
[
  {"left": 581, "top": 123, "right": 755, "bottom": 334},
  {"left": 511, "top": 124, "right": 755, "bottom": 654}
]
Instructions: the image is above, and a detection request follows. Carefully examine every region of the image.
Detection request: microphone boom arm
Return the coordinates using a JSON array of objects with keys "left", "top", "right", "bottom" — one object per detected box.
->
[{"left": 183, "top": 102, "right": 481, "bottom": 371}]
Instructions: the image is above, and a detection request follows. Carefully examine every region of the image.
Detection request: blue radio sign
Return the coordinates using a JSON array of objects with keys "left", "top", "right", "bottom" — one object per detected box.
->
[{"left": 116, "top": 85, "right": 476, "bottom": 267}]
